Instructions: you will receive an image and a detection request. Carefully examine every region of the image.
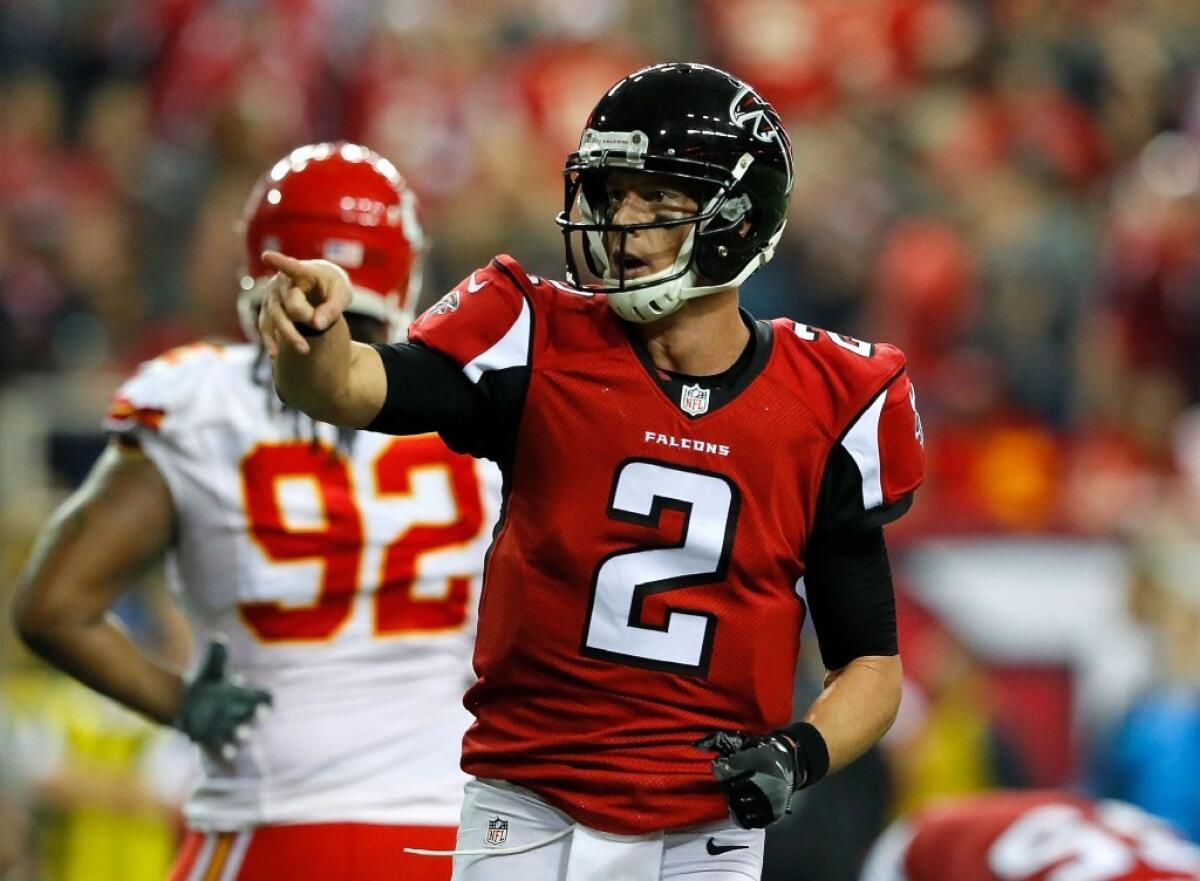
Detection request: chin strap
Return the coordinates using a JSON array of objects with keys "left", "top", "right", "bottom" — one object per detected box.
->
[
  {"left": 598, "top": 152, "right": 787, "bottom": 324},
  {"left": 603, "top": 226, "right": 698, "bottom": 322},
  {"left": 605, "top": 220, "right": 786, "bottom": 323}
]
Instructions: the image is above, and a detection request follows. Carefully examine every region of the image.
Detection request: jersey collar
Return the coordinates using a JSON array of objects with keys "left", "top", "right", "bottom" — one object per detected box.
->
[{"left": 623, "top": 309, "right": 775, "bottom": 421}]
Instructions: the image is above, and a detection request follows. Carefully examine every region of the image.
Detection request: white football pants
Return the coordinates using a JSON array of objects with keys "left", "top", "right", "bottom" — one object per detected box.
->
[{"left": 445, "top": 778, "right": 765, "bottom": 881}]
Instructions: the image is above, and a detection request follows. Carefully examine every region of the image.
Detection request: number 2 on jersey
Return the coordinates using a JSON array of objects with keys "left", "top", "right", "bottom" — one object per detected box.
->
[
  {"left": 582, "top": 460, "right": 740, "bottom": 677},
  {"left": 239, "top": 437, "right": 484, "bottom": 642}
]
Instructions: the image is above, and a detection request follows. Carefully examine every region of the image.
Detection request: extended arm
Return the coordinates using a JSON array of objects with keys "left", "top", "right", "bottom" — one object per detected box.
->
[{"left": 259, "top": 251, "right": 516, "bottom": 455}]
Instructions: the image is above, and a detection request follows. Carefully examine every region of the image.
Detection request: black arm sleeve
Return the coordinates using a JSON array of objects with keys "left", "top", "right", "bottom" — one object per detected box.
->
[
  {"left": 803, "top": 526, "right": 898, "bottom": 671},
  {"left": 366, "top": 342, "right": 527, "bottom": 465},
  {"left": 365, "top": 342, "right": 490, "bottom": 451}
]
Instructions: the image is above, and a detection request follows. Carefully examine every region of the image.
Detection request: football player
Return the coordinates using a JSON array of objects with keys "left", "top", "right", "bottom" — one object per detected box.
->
[
  {"left": 259, "top": 64, "right": 924, "bottom": 881},
  {"left": 859, "top": 790, "right": 1200, "bottom": 881},
  {"left": 13, "top": 143, "right": 502, "bottom": 881}
]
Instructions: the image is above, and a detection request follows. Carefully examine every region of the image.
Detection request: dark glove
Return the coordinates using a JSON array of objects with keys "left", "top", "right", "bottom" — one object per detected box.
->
[
  {"left": 695, "top": 723, "right": 829, "bottom": 829},
  {"left": 175, "top": 641, "right": 272, "bottom": 761}
]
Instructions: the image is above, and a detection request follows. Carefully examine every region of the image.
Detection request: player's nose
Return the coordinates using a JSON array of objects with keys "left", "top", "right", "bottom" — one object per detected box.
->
[{"left": 611, "top": 192, "right": 652, "bottom": 227}]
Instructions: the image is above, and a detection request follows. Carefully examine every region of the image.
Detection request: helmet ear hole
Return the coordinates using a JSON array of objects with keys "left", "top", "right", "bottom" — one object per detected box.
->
[
  {"left": 702, "top": 193, "right": 756, "bottom": 236},
  {"left": 695, "top": 221, "right": 758, "bottom": 285}
]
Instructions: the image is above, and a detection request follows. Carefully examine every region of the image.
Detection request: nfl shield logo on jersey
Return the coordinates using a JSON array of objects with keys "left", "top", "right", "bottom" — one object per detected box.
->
[
  {"left": 486, "top": 816, "right": 509, "bottom": 847},
  {"left": 680, "top": 383, "right": 710, "bottom": 416}
]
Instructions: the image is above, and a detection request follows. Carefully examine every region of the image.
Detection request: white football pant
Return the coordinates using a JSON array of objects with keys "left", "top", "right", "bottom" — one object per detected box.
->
[{"left": 440, "top": 778, "right": 765, "bottom": 881}]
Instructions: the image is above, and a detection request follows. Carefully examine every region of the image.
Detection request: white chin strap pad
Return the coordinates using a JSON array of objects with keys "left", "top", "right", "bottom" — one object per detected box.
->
[
  {"left": 601, "top": 153, "right": 775, "bottom": 324},
  {"left": 604, "top": 221, "right": 787, "bottom": 324},
  {"left": 603, "top": 227, "right": 697, "bottom": 323}
]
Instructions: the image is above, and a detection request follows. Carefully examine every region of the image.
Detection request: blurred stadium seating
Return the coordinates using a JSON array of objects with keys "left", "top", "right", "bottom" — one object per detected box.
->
[{"left": 2, "top": 1, "right": 1198, "bottom": 879}]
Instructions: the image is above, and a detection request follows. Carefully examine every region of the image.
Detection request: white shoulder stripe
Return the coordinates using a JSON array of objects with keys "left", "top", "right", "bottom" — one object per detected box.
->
[
  {"left": 840, "top": 388, "right": 887, "bottom": 510},
  {"left": 463, "top": 297, "right": 531, "bottom": 383}
]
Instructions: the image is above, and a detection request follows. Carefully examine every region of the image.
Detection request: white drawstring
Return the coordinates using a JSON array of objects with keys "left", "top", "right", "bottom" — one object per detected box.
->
[{"left": 404, "top": 824, "right": 576, "bottom": 858}]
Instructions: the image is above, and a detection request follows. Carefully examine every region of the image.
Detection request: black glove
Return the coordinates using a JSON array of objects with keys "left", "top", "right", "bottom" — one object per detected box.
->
[
  {"left": 695, "top": 723, "right": 829, "bottom": 829},
  {"left": 175, "top": 641, "right": 272, "bottom": 761}
]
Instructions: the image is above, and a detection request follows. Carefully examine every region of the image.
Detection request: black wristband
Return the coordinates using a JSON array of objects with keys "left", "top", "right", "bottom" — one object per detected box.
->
[
  {"left": 295, "top": 320, "right": 330, "bottom": 337},
  {"left": 777, "top": 721, "right": 830, "bottom": 791}
]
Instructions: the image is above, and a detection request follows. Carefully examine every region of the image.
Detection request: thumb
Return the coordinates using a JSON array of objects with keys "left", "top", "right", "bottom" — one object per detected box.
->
[
  {"left": 198, "top": 640, "right": 228, "bottom": 682},
  {"left": 711, "top": 756, "right": 754, "bottom": 783},
  {"left": 307, "top": 262, "right": 352, "bottom": 330},
  {"left": 310, "top": 299, "right": 343, "bottom": 332}
]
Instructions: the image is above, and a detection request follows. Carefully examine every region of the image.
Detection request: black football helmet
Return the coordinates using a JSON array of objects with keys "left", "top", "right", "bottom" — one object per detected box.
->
[{"left": 556, "top": 62, "right": 793, "bottom": 322}]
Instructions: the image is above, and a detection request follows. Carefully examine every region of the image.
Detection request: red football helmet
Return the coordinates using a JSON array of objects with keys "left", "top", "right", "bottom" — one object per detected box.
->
[{"left": 239, "top": 142, "right": 425, "bottom": 342}]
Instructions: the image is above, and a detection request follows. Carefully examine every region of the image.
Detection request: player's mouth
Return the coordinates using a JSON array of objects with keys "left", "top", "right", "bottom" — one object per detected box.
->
[{"left": 612, "top": 251, "right": 651, "bottom": 280}]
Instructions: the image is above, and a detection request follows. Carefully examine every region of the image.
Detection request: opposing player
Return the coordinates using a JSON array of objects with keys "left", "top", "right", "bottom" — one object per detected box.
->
[
  {"left": 260, "top": 64, "right": 924, "bottom": 881},
  {"left": 860, "top": 790, "right": 1200, "bottom": 881},
  {"left": 14, "top": 143, "right": 501, "bottom": 881}
]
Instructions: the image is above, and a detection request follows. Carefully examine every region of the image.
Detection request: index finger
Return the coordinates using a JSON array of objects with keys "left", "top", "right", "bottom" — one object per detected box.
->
[{"left": 261, "top": 250, "right": 315, "bottom": 284}]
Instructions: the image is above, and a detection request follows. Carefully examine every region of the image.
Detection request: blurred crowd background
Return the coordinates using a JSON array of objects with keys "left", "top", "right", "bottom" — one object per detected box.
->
[{"left": 2, "top": 0, "right": 1198, "bottom": 879}]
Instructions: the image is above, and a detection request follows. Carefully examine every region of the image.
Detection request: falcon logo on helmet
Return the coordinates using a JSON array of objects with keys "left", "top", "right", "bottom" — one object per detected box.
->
[
  {"left": 729, "top": 86, "right": 794, "bottom": 190},
  {"left": 730, "top": 86, "right": 782, "bottom": 145},
  {"left": 237, "top": 142, "right": 426, "bottom": 343},
  {"left": 556, "top": 63, "right": 794, "bottom": 324}
]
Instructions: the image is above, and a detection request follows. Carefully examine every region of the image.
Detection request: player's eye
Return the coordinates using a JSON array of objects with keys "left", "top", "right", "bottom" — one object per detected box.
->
[{"left": 651, "top": 189, "right": 695, "bottom": 214}]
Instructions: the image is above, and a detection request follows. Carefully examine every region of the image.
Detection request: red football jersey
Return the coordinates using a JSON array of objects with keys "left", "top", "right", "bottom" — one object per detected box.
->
[
  {"left": 888, "top": 792, "right": 1200, "bottom": 881},
  {"left": 403, "top": 255, "right": 924, "bottom": 834}
]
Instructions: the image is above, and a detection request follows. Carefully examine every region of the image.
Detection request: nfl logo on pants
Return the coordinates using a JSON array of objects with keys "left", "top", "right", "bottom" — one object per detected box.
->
[{"left": 486, "top": 816, "right": 508, "bottom": 847}]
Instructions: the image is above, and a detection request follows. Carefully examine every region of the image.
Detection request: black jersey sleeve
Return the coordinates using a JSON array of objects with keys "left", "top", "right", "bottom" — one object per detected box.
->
[{"left": 366, "top": 341, "right": 528, "bottom": 464}]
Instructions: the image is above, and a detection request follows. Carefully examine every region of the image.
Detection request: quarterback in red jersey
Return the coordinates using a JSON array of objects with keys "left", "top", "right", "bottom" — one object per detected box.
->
[
  {"left": 860, "top": 791, "right": 1200, "bottom": 881},
  {"left": 260, "top": 63, "right": 923, "bottom": 881}
]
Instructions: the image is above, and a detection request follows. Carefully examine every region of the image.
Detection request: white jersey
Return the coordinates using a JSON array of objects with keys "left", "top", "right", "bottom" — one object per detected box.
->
[{"left": 105, "top": 341, "right": 502, "bottom": 831}]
